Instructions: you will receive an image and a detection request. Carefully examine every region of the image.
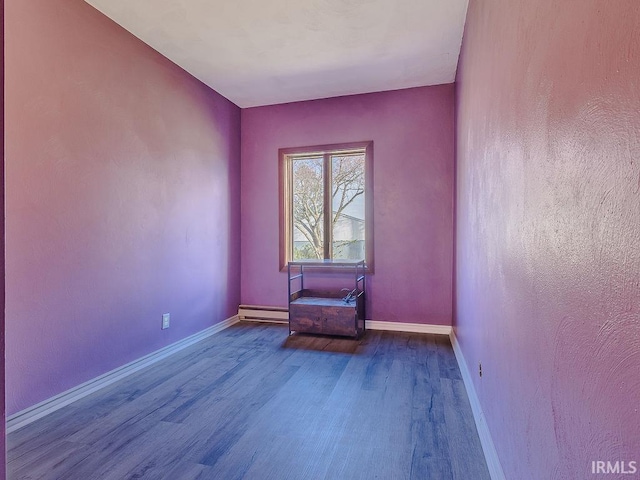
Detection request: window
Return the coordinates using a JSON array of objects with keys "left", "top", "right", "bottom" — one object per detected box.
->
[{"left": 279, "top": 141, "right": 373, "bottom": 270}]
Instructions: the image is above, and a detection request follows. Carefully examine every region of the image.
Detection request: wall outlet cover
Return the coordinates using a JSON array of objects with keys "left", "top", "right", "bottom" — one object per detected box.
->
[{"left": 162, "top": 313, "right": 170, "bottom": 330}]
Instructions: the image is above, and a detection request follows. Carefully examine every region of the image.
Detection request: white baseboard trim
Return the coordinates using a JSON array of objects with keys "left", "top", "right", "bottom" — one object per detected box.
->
[
  {"left": 367, "top": 320, "right": 451, "bottom": 335},
  {"left": 7, "top": 315, "right": 240, "bottom": 433},
  {"left": 237, "top": 306, "right": 451, "bottom": 335},
  {"left": 450, "top": 331, "right": 505, "bottom": 480}
]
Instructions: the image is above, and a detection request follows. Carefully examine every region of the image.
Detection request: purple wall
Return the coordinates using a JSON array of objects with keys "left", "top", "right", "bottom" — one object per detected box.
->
[
  {"left": 241, "top": 86, "right": 454, "bottom": 325},
  {"left": 5, "top": 0, "right": 241, "bottom": 415},
  {"left": 1, "top": 0, "right": 6, "bottom": 475},
  {"left": 455, "top": 1, "right": 640, "bottom": 478}
]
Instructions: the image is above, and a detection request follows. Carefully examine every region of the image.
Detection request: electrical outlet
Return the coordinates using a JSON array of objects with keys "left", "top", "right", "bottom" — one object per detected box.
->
[
  {"left": 162, "top": 313, "right": 170, "bottom": 330},
  {"left": 478, "top": 362, "right": 483, "bottom": 378}
]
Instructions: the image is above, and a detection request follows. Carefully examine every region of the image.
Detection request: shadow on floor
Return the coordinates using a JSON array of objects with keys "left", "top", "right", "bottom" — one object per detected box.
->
[{"left": 280, "top": 331, "right": 364, "bottom": 354}]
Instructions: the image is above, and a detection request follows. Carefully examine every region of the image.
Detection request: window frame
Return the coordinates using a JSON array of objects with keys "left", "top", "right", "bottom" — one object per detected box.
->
[{"left": 279, "top": 141, "right": 374, "bottom": 272}]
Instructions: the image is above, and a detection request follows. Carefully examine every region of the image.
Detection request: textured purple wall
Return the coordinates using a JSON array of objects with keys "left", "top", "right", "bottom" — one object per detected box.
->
[
  {"left": 5, "top": 0, "right": 241, "bottom": 415},
  {"left": 455, "top": 1, "right": 640, "bottom": 478},
  {"left": 1, "top": 0, "right": 6, "bottom": 475},
  {"left": 241, "top": 86, "right": 454, "bottom": 325}
]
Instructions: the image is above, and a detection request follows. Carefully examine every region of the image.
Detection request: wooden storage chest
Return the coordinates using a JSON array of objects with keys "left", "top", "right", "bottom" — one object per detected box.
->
[{"left": 288, "top": 260, "right": 366, "bottom": 338}]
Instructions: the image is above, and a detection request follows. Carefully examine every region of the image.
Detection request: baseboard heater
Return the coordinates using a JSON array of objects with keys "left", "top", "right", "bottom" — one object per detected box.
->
[{"left": 238, "top": 304, "right": 289, "bottom": 323}]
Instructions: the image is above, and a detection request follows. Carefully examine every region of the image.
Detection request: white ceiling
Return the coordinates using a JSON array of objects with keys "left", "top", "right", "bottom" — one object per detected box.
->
[{"left": 85, "top": 0, "right": 469, "bottom": 108}]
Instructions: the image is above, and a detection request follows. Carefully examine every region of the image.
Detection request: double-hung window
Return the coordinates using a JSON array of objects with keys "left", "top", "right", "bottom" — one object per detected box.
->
[{"left": 279, "top": 141, "right": 373, "bottom": 270}]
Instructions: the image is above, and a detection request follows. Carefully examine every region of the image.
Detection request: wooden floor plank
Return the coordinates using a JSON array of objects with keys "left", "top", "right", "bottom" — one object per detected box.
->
[{"left": 7, "top": 322, "right": 490, "bottom": 480}]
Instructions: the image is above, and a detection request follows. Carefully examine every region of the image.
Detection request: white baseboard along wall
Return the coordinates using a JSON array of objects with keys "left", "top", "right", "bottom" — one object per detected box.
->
[
  {"left": 450, "top": 332, "right": 506, "bottom": 480},
  {"left": 237, "top": 305, "right": 453, "bottom": 335}
]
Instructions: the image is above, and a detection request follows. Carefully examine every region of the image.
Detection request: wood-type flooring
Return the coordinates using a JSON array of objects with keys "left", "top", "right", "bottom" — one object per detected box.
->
[{"left": 8, "top": 321, "right": 490, "bottom": 480}]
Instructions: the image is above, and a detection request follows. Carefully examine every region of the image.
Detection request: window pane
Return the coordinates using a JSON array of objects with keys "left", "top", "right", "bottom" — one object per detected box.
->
[
  {"left": 292, "top": 157, "right": 324, "bottom": 260},
  {"left": 331, "top": 154, "right": 365, "bottom": 260}
]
